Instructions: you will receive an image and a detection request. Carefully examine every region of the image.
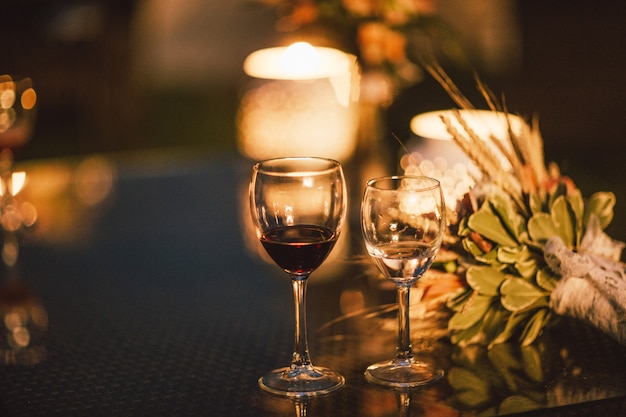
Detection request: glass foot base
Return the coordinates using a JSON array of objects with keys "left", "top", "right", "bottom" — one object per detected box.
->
[
  {"left": 365, "top": 359, "right": 443, "bottom": 388},
  {"left": 259, "top": 366, "right": 345, "bottom": 398}
]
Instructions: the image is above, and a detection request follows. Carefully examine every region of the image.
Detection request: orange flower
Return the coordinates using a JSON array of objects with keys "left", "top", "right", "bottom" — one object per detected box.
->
[
  {"left": 342, "top": 0, "right": 377, "bottom": 17},
  {"left": 358, "top": 22, "right": 407, "bottom": 66},
  {"left": 358, "top": 22, "right": 388, "bottom": 65},
  {"left": 407, "top": 0, "right": 438, "bottom": 15},
  {"left": 291, "top": 1, "right": 318, "bottom": 25},
  {"left": 383, "top": 29, "right": 407, "bottom": 63},
  {"left": 542, "top": 175, "right": 577, "bottom": 196}
]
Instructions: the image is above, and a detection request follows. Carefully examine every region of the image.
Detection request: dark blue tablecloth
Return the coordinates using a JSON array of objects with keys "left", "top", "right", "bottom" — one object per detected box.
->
[{"left": 0, "top": 151, "right": 623, "bottom": 417}]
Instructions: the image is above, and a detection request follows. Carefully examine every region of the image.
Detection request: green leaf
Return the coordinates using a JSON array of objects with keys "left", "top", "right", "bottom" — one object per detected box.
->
[
  {"left": 447, "top": 367, "right": 486, "bottom": 391},
  {"left": 500, "top": 278, "right": 548, "bottom": 312},
  {"left": 457, "top": 216, "right": 471, "bottom": 237},
  {"left": 550, "top": 195, "right": 574, "bottom": 247},
  {"left": 449, "top": 294, "right": 493, "bottom": 330},
  {"left": 462, "top": 238, "right": 488, "bottom": 257},
  {"left": 567, "top": 188, "right": 585, "bottom": 246},
  {"left": 535, "top": 268, "right": 558, "bottom": 292},
  {"left": 584, "top": 191, "right": 616, "bottom": 230},
  {"left": 515, "top": 258, "right": 538, "bottom": 280},
  {"left": 443, "top": 261, "right": 458, "bottom": 273},
  {"left": 496, "top": 246, "right": 523, "bottom": 264},
  {"left": 528, "top": 192, "right": 544, "bottom": 215},
  {"left": 474, "top": 248, "right": 500, "bottom": 265},
  {"left": 520, "top": 308, "right": 550, "bottom": 346},
  {"left": 520, "top": 345, "right": 544, "bottom": 382},
  {"left": 447, "top": 287, "right": 473, "bottom": 312},
  {"left": 489, "top": 193, "right": 527, "bottom": 243},
  {"left": 480, "top": 305, "right": 508, "bottom": 342},
  {"left": 498, "top": 396, "right": 543, "bottom": 415},
  {"left": 490, "top": 311, "right": 532, "bottom": 346},
  {"left": 488, "top": 343, "right": 522, "bottom": 391},
  {"left": 477, "top": 407, "right": 498, "bottom": 417},
  {"left": 527, "top": 212, "right": 558, "bottom": 244},
  {"left": 450, "top": 320, "right": 484, "bottom": 346},
  {"left": 448, "top": 367, "right": 491, "bottom": 408},
  {"left": 548, "top": 181, "right": 568, "bottom": 208},
  {"left": 468, "top": 207, "right": 519, "bottom": 248},
  {"left": 466, "top": 266, "right": 506, "bottom": 296},
  {"left": 498, "top": 245, "right": 538, "bottom": 279}
]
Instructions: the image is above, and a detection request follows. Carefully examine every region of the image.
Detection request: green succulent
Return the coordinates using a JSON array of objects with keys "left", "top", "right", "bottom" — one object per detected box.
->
[{"left": 446, "top": 180, "right": 616, "bottom": 347}]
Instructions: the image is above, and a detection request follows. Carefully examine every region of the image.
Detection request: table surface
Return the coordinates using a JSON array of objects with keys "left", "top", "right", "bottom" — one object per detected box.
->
[{"left": 0, "top": 150, "right": 624, "bottom": 417}]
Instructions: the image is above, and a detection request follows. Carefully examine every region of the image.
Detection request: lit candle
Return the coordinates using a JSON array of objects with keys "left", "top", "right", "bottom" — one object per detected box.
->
[
  {"left": 237, "top": 42, "right": 360, "bottom": 162},
  {"left": 410, "top": 109, "right": 524, "bottom": 144},
  {"left": 243, "top": 42, "right": 352, "bottom": 81}
]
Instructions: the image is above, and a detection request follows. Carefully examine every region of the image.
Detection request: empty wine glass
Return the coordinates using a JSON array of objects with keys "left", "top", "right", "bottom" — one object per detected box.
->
[
  {"left": 361, "top": 176, "right": 445, "bottom": 387},
  {"left": 250, "top": 157, "right": 347, "bottom": 397}
]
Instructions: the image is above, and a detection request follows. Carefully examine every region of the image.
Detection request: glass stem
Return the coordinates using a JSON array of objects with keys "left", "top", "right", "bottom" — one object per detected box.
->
[
  {"left": 396, "top": 284, "right": 414, "bottom": 363},
  {"left": 293, "top": 400, "right": 308, "bottom": 417},
  {"left": 396, "top": 390, "right": 411, "bottom": 417},
  {"left": 291, "top": 275, "right": 312, "bottom": 369}
]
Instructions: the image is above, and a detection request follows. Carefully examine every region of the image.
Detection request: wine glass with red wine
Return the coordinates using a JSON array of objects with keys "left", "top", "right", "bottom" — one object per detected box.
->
[
  {"left": 361, "top": 176, "right": 445, "bottom": 387},
  {"left": 250, "top": 157, "right": 347, "bottom": 398}
]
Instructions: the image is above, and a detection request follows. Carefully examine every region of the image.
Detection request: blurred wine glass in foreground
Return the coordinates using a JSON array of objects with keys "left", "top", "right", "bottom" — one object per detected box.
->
[
  {"left": 0, "top": 74, "right": 38, "bottom": 266},
  {"left": 0, "top": 74, "right": 37, "bottom": 149}
]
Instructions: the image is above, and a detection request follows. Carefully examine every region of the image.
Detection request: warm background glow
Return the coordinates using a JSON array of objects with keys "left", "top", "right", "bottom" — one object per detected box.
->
[{"left": 238, "top": 43, "right": 360, "bottom": 162}]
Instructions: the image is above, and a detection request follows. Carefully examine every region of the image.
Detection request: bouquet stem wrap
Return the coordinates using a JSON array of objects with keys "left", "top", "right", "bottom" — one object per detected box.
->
[{"left": 545, "top": 233, "right": 626, "bottom": 344}]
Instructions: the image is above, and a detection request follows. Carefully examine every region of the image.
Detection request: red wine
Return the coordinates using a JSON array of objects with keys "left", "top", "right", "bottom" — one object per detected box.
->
[{"left": 260, "top": 225, "right": 337, "bottom": 276}]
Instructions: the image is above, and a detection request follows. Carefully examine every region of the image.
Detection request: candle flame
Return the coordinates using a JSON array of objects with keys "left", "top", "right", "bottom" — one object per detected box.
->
[{"left": 280, "top": 42, "right": 321, "bottom": 78}]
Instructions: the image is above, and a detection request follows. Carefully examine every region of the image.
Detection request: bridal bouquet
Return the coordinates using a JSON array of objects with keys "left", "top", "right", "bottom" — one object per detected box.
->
[{"left": 421, "top": 68, "right": 626, "bottom": 348}]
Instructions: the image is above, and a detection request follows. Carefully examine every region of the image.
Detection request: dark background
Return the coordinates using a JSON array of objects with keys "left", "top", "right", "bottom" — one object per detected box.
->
[{"left": 2, "top": 0, "right": 626, "bottom": 238}]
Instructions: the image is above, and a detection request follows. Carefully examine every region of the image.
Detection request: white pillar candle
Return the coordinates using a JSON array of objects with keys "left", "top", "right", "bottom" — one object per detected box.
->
[{"left": 237, "top": 42, "right": 360, "bottom": 162}]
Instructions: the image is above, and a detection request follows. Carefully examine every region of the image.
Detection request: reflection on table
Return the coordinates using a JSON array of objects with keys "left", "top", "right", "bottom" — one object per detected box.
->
[{"left": 0, "top": 150, "right": 622, "bottom": 416}]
